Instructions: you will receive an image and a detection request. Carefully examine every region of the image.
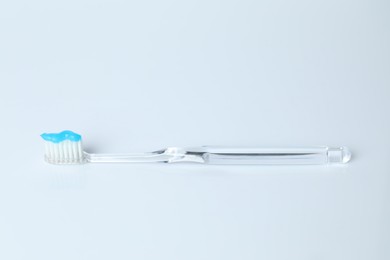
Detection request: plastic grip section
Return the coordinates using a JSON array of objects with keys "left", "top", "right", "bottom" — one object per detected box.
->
[{"left": 202, "top": 147, "right": 351, "bottom": 165}]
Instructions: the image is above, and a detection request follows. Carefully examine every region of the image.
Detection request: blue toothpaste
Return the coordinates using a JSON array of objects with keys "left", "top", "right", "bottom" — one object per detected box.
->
[{"left": 41, "top": 130, "right": 82, "bottom": 143}]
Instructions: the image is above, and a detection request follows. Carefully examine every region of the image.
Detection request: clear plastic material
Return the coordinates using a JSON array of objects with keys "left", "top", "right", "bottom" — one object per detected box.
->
[{"left": 86, "top": 146, "right": 351, "bottom": 165}]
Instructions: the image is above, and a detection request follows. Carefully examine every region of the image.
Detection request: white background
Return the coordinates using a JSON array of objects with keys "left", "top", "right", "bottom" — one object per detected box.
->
[{"left": 0, "top": 0, "right": 389, "bottom": 259}]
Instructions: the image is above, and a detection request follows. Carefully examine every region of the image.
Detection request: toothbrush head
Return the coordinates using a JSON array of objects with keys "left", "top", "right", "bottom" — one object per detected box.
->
[{"left": 40, "top": 130, "right": 85, "bottom": 164}]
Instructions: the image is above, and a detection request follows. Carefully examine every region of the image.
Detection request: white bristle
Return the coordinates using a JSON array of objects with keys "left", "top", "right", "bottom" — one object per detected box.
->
[{"left": 43, "top": 140, "right": 85, "bottom": 164}]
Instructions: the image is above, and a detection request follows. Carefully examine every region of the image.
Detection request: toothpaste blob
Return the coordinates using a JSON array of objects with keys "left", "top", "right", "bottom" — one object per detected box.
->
[{"left": 41, "top": 130, "right": 82, "bottom": 143}]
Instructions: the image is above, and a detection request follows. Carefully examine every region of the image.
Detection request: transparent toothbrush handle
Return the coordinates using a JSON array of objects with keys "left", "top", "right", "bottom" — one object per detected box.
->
[
  {"left": 86, "top": 147, "right": 351, "bottom": 165},
  {"left": 194, "top": 146, "right": 351, "bottom": 165}
]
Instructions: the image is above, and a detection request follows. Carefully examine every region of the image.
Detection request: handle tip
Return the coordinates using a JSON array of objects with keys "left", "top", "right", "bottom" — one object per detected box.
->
[{"left": 328, "top": 147, "right": 351, "bottom": 164}]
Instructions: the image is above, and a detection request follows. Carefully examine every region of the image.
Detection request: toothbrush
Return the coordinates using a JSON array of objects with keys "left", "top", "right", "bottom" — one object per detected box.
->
[{"left": 40, "top": 130, "right": 351, "bottom": 165}]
